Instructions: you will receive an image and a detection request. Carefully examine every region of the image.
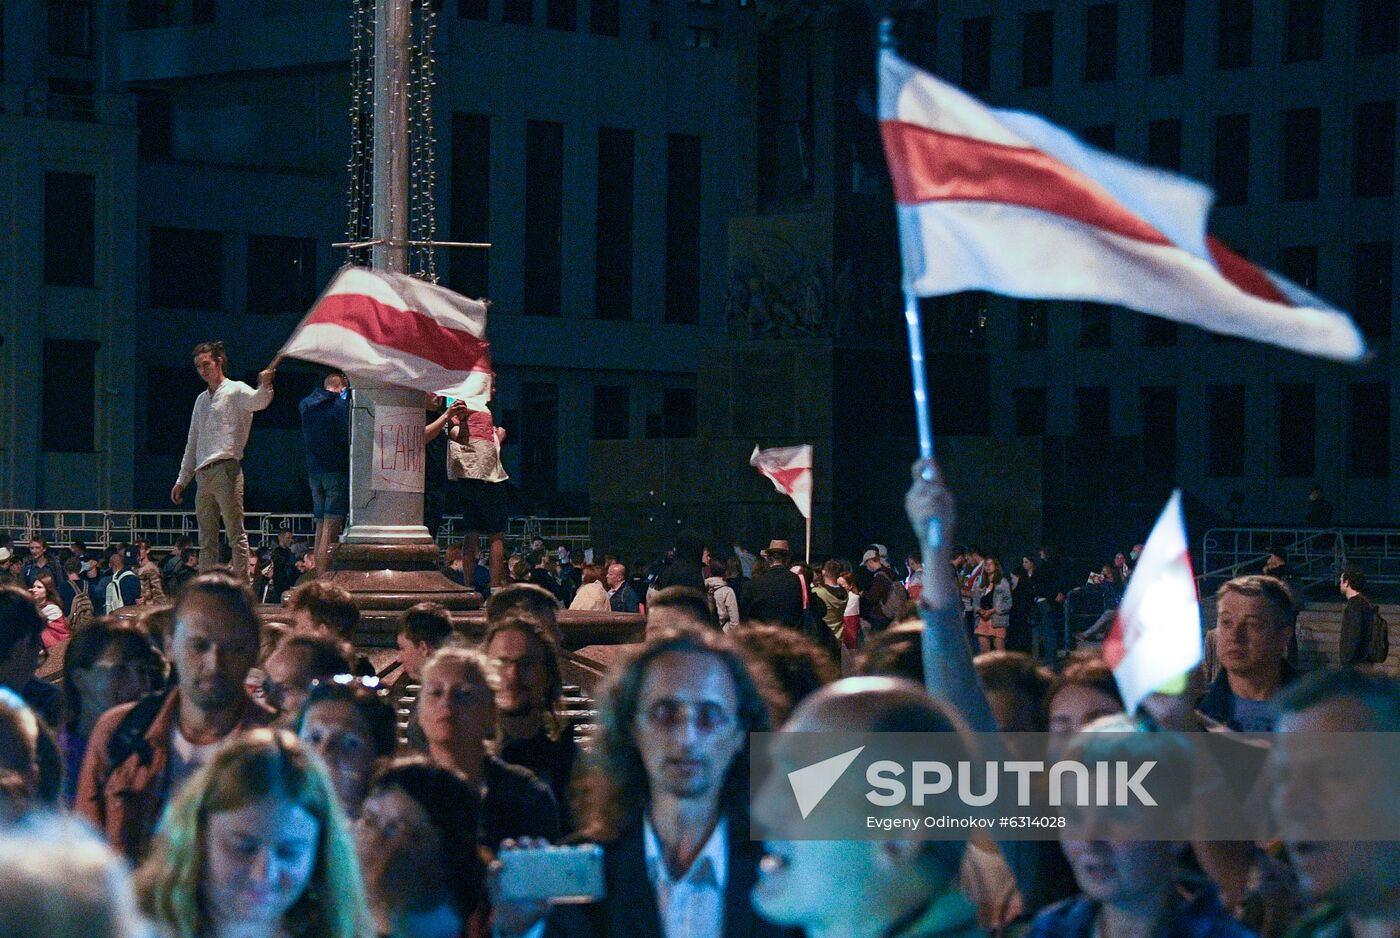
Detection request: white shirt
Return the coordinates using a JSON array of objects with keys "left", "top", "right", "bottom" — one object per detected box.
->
[
  {"left": 176, "top": 378, "right": 273, "bottom": 488},
  {"left": 168, "top": 724, "right": 223, "bottom": 792},
  {"left": 644, "top": 817, "right": 728, "bottom": 938}
]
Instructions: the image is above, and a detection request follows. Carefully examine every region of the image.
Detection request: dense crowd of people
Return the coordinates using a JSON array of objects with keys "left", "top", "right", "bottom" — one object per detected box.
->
[{"left": 0, "top": 459, "right": 1396, "bottom": 938}]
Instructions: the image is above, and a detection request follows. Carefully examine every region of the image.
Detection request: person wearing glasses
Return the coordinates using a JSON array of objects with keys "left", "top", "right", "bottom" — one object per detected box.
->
[
  {"left": 58, "top": 619, "right": 164, "bottom": 805},
  {"left": 260, "top": 632, "right": 353, "bottom": 727},
  {"left": 495, "top": 625, "right": 785, "bottom": 938},
  {"left": 417, "top": 646, "right": 559, "bottom": 848},
  {"left": 356, "top": 757, "right": 490, "bottom": 938},
  {"left": 297, "top": 675, "right": 399, "bottom": 819},
  {"left": 483, "top": 615, "right": 579, "bottom": 832}
]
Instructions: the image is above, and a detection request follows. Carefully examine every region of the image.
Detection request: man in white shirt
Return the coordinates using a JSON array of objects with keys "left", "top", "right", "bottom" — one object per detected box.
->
[
  {"left": 497, "top": 626, "right": 795, "bottom": 938},
  {"left": 171, "top": 341, "right": 275, "bottom": 582}
]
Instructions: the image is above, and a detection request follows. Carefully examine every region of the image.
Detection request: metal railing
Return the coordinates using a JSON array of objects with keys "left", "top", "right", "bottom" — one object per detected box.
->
[
  {"left": 1200, "top": 526, "right": 1400, "bottom": 596},
  {"left": 3, "top": 510, "right": 590, "bottom": 554}
]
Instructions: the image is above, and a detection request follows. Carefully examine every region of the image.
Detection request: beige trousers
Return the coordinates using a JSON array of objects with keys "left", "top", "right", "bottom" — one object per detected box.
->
[{"left": 194, "top": 459, "right": 250, "bottom": 581}]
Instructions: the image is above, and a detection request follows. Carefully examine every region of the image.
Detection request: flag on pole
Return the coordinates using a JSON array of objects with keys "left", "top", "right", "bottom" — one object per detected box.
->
[
  {"left": 280, "top": 266, "right": 492, "bottom": 408},
  {"left": 1103, "top": 491, "right": 1202, "bottom": 714},
  {"left": 878, "top": 50, "right": 1366, "bottom": 363},
  {"left": 750, "top": 445, "right": 813, "bottom": 519}
]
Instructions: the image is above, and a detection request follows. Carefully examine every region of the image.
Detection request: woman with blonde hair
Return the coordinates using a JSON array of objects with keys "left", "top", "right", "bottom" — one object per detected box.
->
[{"left": 137, "top": 728, "right": 371, "bottom": 938}]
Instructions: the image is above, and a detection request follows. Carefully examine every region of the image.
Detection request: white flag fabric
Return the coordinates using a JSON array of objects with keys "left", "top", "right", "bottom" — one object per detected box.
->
[
  {"left": 878, "top": 50, "right": 1366, "bottom": 362},
  {"left": 750, "top": 444, "right": 813, "bottom": 520},
  {"left": 280, "top": 266, "right": 492, "bottom": 408},
  {"left": 1105, "top": 491, "right": 1203, "bottom": 714}
]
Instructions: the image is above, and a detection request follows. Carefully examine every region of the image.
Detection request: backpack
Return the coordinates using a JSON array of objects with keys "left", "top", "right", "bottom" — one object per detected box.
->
[
  {"left": 1366, "top": 603, "right": 1390, "bottom": 664},
  {"left": 106, "top": 568, "right": 136, "bottom": 611},
  {"left": 880, "top": 573, "right": 909, "bottom": 622},
  {"left": 106, "top": 688, "right": 172, "bottom": 768}
]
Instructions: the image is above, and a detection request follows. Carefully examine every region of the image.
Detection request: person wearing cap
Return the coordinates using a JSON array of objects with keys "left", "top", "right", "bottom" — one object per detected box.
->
[
  {"left": 740, "top": 539, "right": 805, "bottom": 630},
  {"left": 860, "top": 548, "right": 899, "bottom": 632}
]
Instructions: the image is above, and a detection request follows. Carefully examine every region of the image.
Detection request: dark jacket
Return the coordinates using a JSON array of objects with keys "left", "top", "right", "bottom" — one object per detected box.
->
[
  {"left": 1339, "top": 594, "right": 1377, "bottom": 666},
  {"left": 543, "top": 814, "right": 798, "bottom": 938},
  {"left": 482, "top": 754, "right": 561, "bottom": 849},
  {"left": 740, "top": 567, "right": 805, "bottom": 629},
  {"left": 299, "top": 386, "right": 350, "bottom": 474},
  {"left": 609, "top": 582, "right": 640, "bottom": 614},
  {"left": 1197, "top": 660, "right": 1299, "bottom": 733},
  {"left": 500, "top": 724, "right": 579, "bottom": 834},
  {"left": 654, "top": 558, "right": 705, "bottom": 594}
]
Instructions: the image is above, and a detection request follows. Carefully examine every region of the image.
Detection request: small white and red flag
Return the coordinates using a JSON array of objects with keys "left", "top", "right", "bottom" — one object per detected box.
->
[
  {"left": 280, "top": 266, "right": 493, "bottom": 409},
  {"left": 1104, "top": 491, "right": 1203, "bottom": 714},
  {"left": 878, "top": 50, "right": 1366, "bottom": 362},
  {"left": 750, "top": 444, "right": 813, "bottom": 520}
]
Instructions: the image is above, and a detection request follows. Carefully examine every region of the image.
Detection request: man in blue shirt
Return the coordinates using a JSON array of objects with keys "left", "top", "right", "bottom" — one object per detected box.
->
[{"left": 299, "top": 370, "right": 350, "bottom": 577}]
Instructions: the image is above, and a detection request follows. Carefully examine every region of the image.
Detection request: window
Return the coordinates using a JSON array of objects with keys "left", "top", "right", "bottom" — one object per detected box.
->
[
  {"left": 1283, "top": 0, "right": 1322, "bottom": 62},
  {"left": 42, "top": 339, "right": 97, "bottom": 452},
  {"left": 146, "top": 366, "right": 201, "bottom": 454},
  {"left": 1149, "top": 0, "right": 1185, "bottom": 75},
  {"left": 47, "top": 77, "right": 95, "bottom": 122},
  {"left": 961, "top": 17, "right": 992, "bottom": 92},
  {"left": 663, "top": 387, "right": 698, "bottom": 438},
  {"left": 1279, "top": 245, "right": 1319, "bottom": 291},
  {"left": 1358, "top": 0, "right": 1399, "bottom": 55},
  {"left": 134, "top": 89, "right": 172, "bottom": 160},
  {"left": 1349, "top": 383, "right": 1391, "bottom": 478},
  {"left": 595, "top": 128, "right": 634, "bottom": 321},
  {"left": 1076, "top": 386, "right": 1110, "bottom": 438},
  {"left": 1014, "top": 387, "right": 1047, "bottom": 435},
  {"left": 191, "top": 0, "right": 213, "bottom": 23},
  {"left": 1082, "top": 124, "right": 1115, "bottom": 152},
  {"left": 48, "top": 0, "right": 93, "bottom": 57},
  {"left": 1275, "top": 384, "right": 1316, "bottom": 477},
  {"left": 247, "top": 236, "right": 317, "bottom": 316},
  {"left": 1281, "top": 107, "right": 1321, "bottom": 201},
  {"left": 1016, "top": 300, "right": 1048, "bottom": 350},
  {"left": 44, "top": 172, "right": 95, "bottom": 288},
  {"left": 449, "top": 113, "right": 490, "bottom": 298},
  {"left": 1143, "top": 318, "right": 1178, "bottom": 346},
  {"left": 547, "top": 0, "right": 574, "bottom": 29},
  {"left": 1141, "top": 386, "right": 1177, "bottom": 478},
  {"left": 523, "top": 121, "right": 564, "bottom": 317},
  {"left": 520, "top": 382, "right": 559, "bottom": 501},
  {"left": 1213, "top": 113, "right": 1250, "bottom": 205},
  {"left": 683, "top": 27, "right": 716, "bottom": 48},
  {"left": 458, "top": 0, "right": 487, "bottom": 19},
  {"left": 590, "top": 0, "right": 618, "bottom": 35},
  {"left": 1079, "top": 303, "right": 1112, "bottom": 348},
  {"left": 1354, "top": 241, "right": 1394, "bottom": 340},
  {"left": 502, "top": 0, "right": 532, "bottom": 24},
  {"left": 1207, "top": 384, "right": 1246, "bottom": 477},
  {"left": 1146, "top": 118, "right": 1182, "bottom": 170},
  {"left": 927, "top": 293, "right": 988, "bottom": 350},
  {"left": 592, "top": 385, "right": 630, "bottom": 440},
  {"left": 128, "top": 0, "right": 171, "bottom": 28},
  {"left": 1354, "top": 101, "right": 1396, "bottom": 197},
  {"left": 1216, "top": 0, "right": 1252, "bottom": 68},
  {"left": 1022, "top": 11, "right": 1054, "bottom": 88},
  {"left": 1084, "top": 3, "right": 1117, "bottom": 82},
  {"left": 149, "top": 227, "right": 222, "bottom": 310},
  {"left": 664, "top": 133, "right": 702, "bottom": 324}
]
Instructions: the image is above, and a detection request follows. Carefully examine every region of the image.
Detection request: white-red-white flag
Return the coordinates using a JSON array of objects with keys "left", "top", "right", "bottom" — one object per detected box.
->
[
  {"left": 1104, "top": 491, "right": 1202, "bottom": 714},
  {"left": 878, "top": 51, "right": 1366, "bottom": 362},
  {"left": 750, "top": 444, "right": 813, "bottom": 519},
  {"left": 280, "top": 266, "right": 492, "bottom": 409}
]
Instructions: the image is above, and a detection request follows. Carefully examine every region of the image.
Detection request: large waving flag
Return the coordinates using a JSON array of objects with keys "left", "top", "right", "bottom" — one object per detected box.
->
[
  {"left": 1104, "top": 491, "right": 1202, "bottom": 714},
  {"left": 878, "top": 50, "right": 1366, "bottom": 362},
  {"left": 750, "top": 444, "right": 813, "bottom": 519},
  {"left": 280, "top": 266, "right": 492, "bottom": 407}
]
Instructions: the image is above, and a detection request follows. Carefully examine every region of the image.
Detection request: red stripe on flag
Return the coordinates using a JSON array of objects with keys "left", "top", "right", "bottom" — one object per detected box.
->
[
  {"left": 762, "top": 466, "right": 808, "bottom": 494},
  {"left": 880, "top": 120, "right": 1173, "bottom": 248},
  {"left": 1205, "top": 236, "right": 1291, "bottom": 306},
  {"left": 307, "top": 293, "right": 490, "bottom": 373}
]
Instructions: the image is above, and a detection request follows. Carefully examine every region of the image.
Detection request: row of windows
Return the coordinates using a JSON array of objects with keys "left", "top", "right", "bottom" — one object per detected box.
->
[
  {"left": 1010, "top": 382, "right": 1393, "bottom": 479},
  {"left": 960, "top": 0, "right": 1399, "bottom": 94},
  {"left": 455, "top": 0, "right": 724, "bottom": 46},
  {"left": 40, "top": 117, "right": 707, "bottom": 324},
  {"left": 1078, "top": 102, "right": 1397, "bottom": 203}
]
